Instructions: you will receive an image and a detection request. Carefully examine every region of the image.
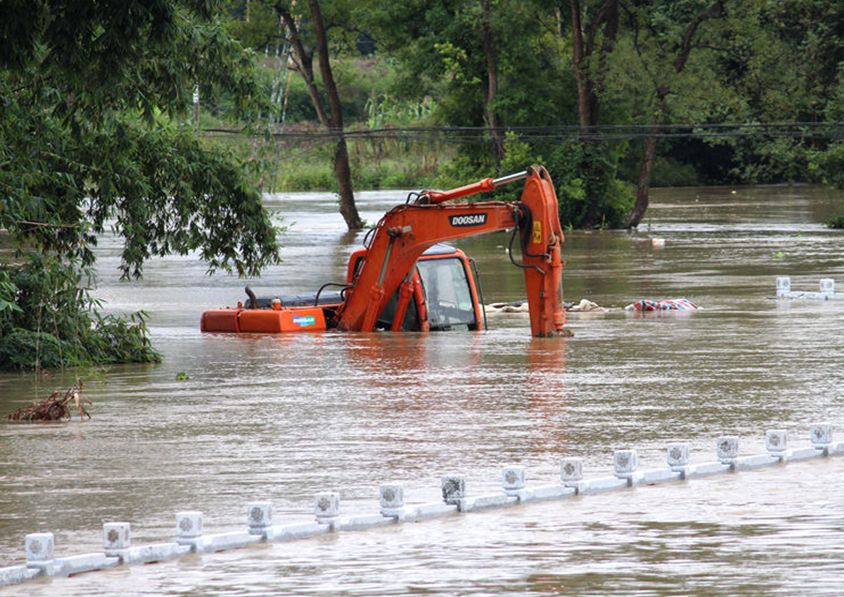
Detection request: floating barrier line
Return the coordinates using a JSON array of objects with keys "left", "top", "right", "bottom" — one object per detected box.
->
[
  {"left": 775, "top": 276, "right": 843, "bottom": 300},
  {"left": 0, "top": 424, "right": 839, "bottom": 588}
]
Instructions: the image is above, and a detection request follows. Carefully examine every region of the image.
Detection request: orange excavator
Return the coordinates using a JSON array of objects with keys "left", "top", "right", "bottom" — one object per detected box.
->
[{"left": 201, "top": 165, "right": 567, "bottom": 337}]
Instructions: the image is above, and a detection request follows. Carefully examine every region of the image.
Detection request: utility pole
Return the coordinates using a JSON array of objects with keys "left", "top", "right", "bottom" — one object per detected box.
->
[{"left": 193, "top": 85, "right": 200, "bottom": 130}]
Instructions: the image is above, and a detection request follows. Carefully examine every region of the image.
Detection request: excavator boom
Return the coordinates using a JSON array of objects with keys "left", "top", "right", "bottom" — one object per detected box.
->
[{"left": 337, "top": 166, "right": 566, "bottom": 337}]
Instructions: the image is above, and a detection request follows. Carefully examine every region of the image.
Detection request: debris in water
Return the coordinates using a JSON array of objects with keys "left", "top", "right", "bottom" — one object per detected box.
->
[
  {"left": 487, "top": 300, "right": 530, "bottom": 313},
  {"left": 624, "top": 298, "right": 698, "bottom": 312},
  {"left": 567, "top": 299, "right": 608, "bottom": 312},
  {"left": 488, "top": 299, "right": 609, "bottom": 313},
  {"left": 6, "top": 380, "right": 90, "bottom": 422}
]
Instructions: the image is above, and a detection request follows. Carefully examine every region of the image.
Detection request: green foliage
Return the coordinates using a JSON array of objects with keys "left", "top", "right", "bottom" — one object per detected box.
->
[
  {"left": 270, "top": 140, "right": 447, "bottom": 192},
  {"left": 651, "top": 157, "right": 700, "bottom": 187},
  {"left": 546, "top": 141, "right": 633, "bottom": 229},
  {"left": 810, "top": 142, "right": 844, "bottom": 189},
  {"left": 500, "top": 133, "right": 542, "bottom": 176},
  {"left": 0, "top": 0, "right": 281, "bottom": 368},
  {"left": 222, "top": 0, "right": 280, "bottom": 50},
  {"left": 0, "top": 255, "right": 160, "bottom": 371},
  {"left": 0, "top": 271, "right": 23, "bottom": 316},
  {"left": 828, "top": 216, "right": 844, "bottom": 230},
  {"left": 1, "top": 1, "right": 280, "bottom": 279},
  {"left": 365, "top": 95, "right": 436, "bottom": 129}
]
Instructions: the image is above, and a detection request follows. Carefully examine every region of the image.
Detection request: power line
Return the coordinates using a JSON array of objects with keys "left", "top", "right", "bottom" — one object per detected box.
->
[{"left": 202, "top": 121, "right": 844, "bottom": 144}]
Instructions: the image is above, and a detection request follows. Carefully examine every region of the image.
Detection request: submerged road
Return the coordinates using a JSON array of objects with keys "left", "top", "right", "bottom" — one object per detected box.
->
[{"left": 1, "top": 184, "right": 843, "bottom": 594}]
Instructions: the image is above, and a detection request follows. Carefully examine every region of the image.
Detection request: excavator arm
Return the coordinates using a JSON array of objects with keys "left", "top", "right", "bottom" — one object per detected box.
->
[{"left": 336, "top": 165, "right": 567, "bottom": 337}]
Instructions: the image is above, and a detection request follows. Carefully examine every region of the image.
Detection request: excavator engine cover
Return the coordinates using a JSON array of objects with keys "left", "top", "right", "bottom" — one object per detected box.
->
[
  {"left": 201, "top": 309, "right": 242, "bottom": 333},
  {"left": 237, "top": 307, "right": 327, "bottom": 333}
]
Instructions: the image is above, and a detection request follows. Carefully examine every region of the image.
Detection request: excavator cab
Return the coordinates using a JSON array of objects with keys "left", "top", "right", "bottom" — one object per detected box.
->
[{"left": 346, "top": 244, "right": 484, "bottom": 332}]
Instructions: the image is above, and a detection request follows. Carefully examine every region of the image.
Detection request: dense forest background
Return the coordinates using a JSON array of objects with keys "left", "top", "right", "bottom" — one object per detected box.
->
[
  {"left": 213, "top": 0, "right": 844, "bottom": 230},
  {"left": 1, "top": 0, "right": 843, "bottom": 369}
]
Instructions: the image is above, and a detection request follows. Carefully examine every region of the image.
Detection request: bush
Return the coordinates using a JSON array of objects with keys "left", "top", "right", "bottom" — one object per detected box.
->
[
  {"left": 651, "top": 157, "right": 700, "bottom": 187},
  {"left": 545, "top": 141, "right": 633, "bottom": 229},
  {"left": 0, "top": 254, "right": 160, "bottom": 371},
  {"left": 828, "top": 216, "right": 844, "bottom": 229},
  {"left": 810, "top": 142, "right": 844, "bottom": 189}
]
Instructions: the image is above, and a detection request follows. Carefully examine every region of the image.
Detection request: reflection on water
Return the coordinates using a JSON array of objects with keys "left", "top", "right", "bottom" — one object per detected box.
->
[{"left": 1, "top": 184, "right": 843, "bottom": 595}]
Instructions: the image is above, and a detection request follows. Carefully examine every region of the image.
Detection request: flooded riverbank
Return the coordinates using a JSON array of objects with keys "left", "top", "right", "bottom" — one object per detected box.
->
[{"left": 1, "top": 184, "right": 843, "bottom": 595}]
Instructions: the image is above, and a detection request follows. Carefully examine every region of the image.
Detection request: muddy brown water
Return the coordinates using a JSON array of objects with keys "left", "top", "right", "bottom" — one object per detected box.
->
[{"left": 1, "top": 185, "right": 843, "bottom": 595}]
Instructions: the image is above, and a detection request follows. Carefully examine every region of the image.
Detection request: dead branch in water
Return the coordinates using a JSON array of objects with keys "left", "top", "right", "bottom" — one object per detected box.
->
[{"left": 7, "top": 380, "right": 91, "bottom": 422}]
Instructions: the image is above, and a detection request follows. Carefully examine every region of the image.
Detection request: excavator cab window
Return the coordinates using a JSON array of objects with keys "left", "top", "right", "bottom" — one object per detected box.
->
[
  {"left": 376, "top": 283, "right": 420, "bottom": 331},
  {"left": 417, "top": 258, "right": 477, "bottom": 331}
]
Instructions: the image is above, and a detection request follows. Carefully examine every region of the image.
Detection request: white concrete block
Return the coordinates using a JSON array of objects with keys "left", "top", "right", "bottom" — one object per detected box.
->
[
  {"left": 686, "top": 461, "right": 732, "bottom": 478},
  {"left": 820, "top": 278, "right": 835, "bottom": 296},
  {"left": 458, "top": 494, "right": 518, "bottom": 512},
  {"left": 766, "top": 430, "right": 788, "bottom": 454},
  {"left": 831, "top": 441, "right": 844, "bottom": 456},
  {"left": 580, "top": 476, "right": 629, "bottom": 494},
  {"left": 197, "top": 531, "right": 261, "bottom": 553},
  {"left": 518, "top": 484, "right": 575, "bottom": 503},
  {"left": 270, "top": 522, "right": 330, "bottom": 542},
  {"left": 666, "top": 443, "right": 690, "bottom": 469},
  {"left": 247, "top": 502, "right": 273, "bottom": 536},
  {"left": 0, "top": 565, "right": 41, "bottom": 587},
  {"left": 716, "top": 436, "right": 739, "bottom": 464},
  {"left": 639, "top": 468, "right": 683, "bottom": 485},
  {"left": 379, "top": 483, "right": 404, "bottom": 517},
  {"left": 441, "top": 475, "right": 465, "bottom": 505},
  {"left": 787, "top": 447, "right": 823, "bottom": 462},
  {"left": 338, "top": 514, "right": 396, "bottom": 531},
  {"left": 810, "top": 422, "right": 833, "bottom": 449},
  {"left": 25, "top": 533, "right": 54, "bottom": 569},
  {"left": 103, "top": 522, "right": 131, "bottom": 555},
  {"left": 500, "top": 465, "right": 526, "bottom": 496},
  {"left": 613, "top": 449, "right": 638, "bottom": 479},
  {"left": 54, "top": 553, "right": 119, "bottom": 576},
  {"left": 116, "top": 542, "right": 190, "bottom": 565},
  {"left": 314, "top": 492, "right": 340, "bottom": 524},
  {"left": 176, "top": 511, "right": 203, "bottom": 541},
  {"left": 406, "top": 502, "right": 458, "bottom": 522},
  {"left": 734, "top": 454, "right": 781, "bottom": 470},
  {"left": 560, "top": 457, "right": 583, "bottom": 486},
  {"left": 776, "top": 276, "right": 791, "bottom": 297}
]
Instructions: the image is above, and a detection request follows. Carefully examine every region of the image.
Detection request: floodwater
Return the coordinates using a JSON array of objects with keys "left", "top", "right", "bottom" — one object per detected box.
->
[{"left": 1, "top": 184, "right": 843, "bottom": 595}]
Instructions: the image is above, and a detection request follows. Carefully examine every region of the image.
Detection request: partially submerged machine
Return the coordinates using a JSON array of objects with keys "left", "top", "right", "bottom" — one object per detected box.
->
[{"left": 201, "top": 165, "right": 567, "bottom": 337}]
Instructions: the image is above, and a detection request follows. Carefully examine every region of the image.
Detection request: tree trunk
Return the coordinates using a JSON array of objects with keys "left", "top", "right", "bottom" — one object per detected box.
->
[
  {"left": 480, "top": 0, "right": 505, "bottom": 167},
  {"left": 570, "top": 0, "right": 592, "bottom": 129},
  {"left": 569, "top": 0, "right": 618, "bottom": 130},
  {"left": 308, "top": 0, "right": 362, "bottom": 230},
  {"left": 279, "top": 2, "right": 363, "bottom": 231},
  {"left": 333, "top": 137, "right": 359, "bottom": 229},
  {"left": 593, "top": 0, "right": 618, "bottom": 105},
  {"left": 627, "top": 132, "right": 658, "bottom": 229},
  {"left": 626, "top": 1, "right": 725, "bottom": 228},
  {"left": 278, "top": 8, "right": 330, "bottom": 128},
  {"left": 568, "top": 0, "right": 621, "bottom": 229}
]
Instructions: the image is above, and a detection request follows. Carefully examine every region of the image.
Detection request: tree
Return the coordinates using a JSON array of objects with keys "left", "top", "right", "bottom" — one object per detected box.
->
[
  {"left": 275, "top": 0, "right": 364, "bottom": 230},
  {"left": 569, "top": 0, "right": 619, "bottom": 130},
  {"left": 361, "top": 0, "right": 570, "bottom": 177},
  {"left": 559, "top": 0, "right": 632, "bottom": 228},
  {"left": 624, "top": 0, "right": 727, "bottom": 229},
  {"left": 0, "top": 0, "right": 281, "bottom": 369},
  {"left": 703, "top": 0, "right": 844, "bottom": 186},
  {"left": 479, "top": 0, "right": 505, "bottom": 166}
]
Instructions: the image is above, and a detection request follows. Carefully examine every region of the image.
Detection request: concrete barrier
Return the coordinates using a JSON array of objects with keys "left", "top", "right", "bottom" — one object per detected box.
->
[
  {"left": 2, "top": 423, "right": 840, "bottom": 589},
  {"left": 775, "top": 276, "right": 844, "bottom": 300}
]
